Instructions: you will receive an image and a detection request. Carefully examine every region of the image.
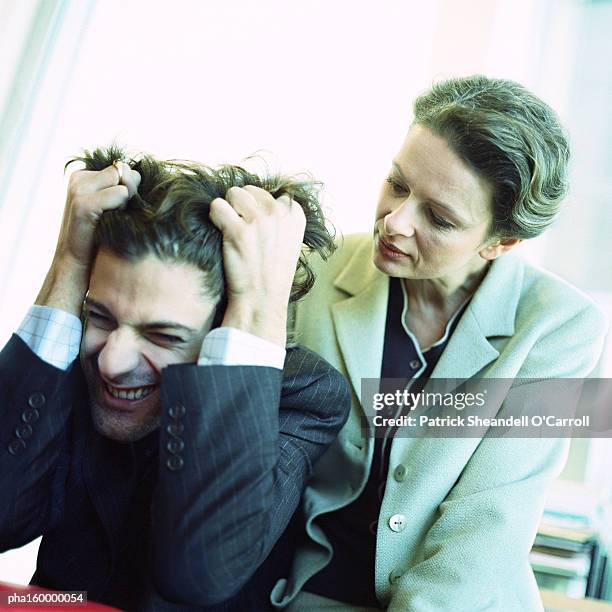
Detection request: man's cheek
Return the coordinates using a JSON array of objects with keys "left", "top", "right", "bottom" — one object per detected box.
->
[{"left": 81, "top": 326, "right": 109, "bottom": 358}]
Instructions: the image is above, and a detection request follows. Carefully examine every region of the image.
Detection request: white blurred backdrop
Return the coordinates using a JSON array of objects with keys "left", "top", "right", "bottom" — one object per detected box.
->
[{"left": 0, "top": 0, "right": 611, "bottom": 592}]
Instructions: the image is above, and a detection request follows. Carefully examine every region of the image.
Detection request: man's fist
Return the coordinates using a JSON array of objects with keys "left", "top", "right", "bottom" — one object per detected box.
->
[
  {"left": 56, "top": 162, "right": 141, "bottom": 268},
  {"left": 209, "top": 185, "right": 306, "bottom": 347},
  {"left": 35, "top": 162, "right": 141, "bottom": 316}
]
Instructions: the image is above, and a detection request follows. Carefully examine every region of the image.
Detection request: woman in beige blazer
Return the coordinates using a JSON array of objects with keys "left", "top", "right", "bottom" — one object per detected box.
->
[{"left": 271, "top": 76, "right": 608, "bottom": 611}]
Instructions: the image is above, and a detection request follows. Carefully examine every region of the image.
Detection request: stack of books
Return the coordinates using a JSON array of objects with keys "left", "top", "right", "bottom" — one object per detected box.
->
[{"left": 531, "top": 481, "right": 608, "bottom": 599}]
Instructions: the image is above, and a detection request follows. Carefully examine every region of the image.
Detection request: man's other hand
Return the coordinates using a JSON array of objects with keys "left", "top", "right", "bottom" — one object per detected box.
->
[{"left": 210, "top": 185, "right": 306, "bottom": 348}]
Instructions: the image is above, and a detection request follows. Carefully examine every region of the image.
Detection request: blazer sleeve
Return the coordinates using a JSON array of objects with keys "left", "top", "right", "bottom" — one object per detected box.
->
[
  {"left": 386, "top": 304, "right": 608, "bottom": 612},
  {"left": 149, "top": 347, "right": 350, "bottom": 608},
  {"left": 0, "top": 335, "right": 74, "bottom": 550}
]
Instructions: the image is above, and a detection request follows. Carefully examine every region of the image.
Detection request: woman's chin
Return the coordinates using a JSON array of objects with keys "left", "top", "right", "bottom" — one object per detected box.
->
[{"left": 373, "top": 248, "right": 412, "bottom": 277}]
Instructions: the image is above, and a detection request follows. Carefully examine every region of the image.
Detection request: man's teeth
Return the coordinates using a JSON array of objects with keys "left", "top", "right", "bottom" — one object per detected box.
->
[{"left": 105, "top": 383, "right": 155, "bottom": 400}]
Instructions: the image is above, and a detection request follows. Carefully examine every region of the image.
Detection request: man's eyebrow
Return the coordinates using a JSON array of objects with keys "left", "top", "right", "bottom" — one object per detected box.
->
[
  {"left": 139, "top": 322, "right": 198, "bottom": 334},
  {"left": 85, "top": 297, "right": 114, "bottom": 317},
  {"left": 391, "top": 161, "right": 469, "bottom": 224},
  {"left": 85, "top": 297, "right": 198, "bottom": 335}
]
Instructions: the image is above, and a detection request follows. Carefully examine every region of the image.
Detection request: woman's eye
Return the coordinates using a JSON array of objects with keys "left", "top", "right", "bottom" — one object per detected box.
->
[
  {"left": 386, "top": 176, "right": 408, "bottom": 195},
  {"left": 428, "top": 209, "right": 454, "bottom": 230}
]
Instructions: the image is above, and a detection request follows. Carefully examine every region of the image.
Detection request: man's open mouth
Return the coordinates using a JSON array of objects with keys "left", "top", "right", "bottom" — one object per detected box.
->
[{"left": 104, "top": 383, "right": 157, "bottom": 401}]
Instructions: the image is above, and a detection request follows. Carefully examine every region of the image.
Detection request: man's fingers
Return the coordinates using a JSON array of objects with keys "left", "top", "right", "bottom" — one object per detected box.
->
[
  {"left": 70, "top": 165, "right": 123, "bottom": 194},
  {"left": 243, "top": 187, "right": 297, "bottom": 213},
  {"left": 224, "top": 186, "right": 259, "bottom": 221},
  {"left": 119, "top": 165, "right": 141, "bottom": 199},
  {"left": 289, "top": 197, "right": 307, "bottom": 227},
  {"left": 89, "top": 185, "right": 130, "bottom": 212},
  {"left": 69, "top": 163, "right": 141, "bottom": 198},
  {"left": 242, "top": 185, "right": 276, "bottom": 205},
  {"left": 209, "top": 197, "right": 242, "bottom": 234},
  {"left": 276, "top": 193, "right": 296, "bottom": 210}
]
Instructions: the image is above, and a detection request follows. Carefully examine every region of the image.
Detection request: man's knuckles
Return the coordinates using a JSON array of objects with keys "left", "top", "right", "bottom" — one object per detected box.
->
[
  {"left": 243, "top": 185, "right": 276, "bottom": 203},
  {"left": 67, "top": 165, "right": 124, "bottom": 197}
]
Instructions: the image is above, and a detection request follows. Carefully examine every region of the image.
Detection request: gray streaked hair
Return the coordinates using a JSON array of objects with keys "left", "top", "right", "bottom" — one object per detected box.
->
[{"left": 413, "top": 75, "right": 570, "bottom": 239}]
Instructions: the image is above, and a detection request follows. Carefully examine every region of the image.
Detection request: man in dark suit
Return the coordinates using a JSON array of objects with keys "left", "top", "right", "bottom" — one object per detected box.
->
[{"left": 0, "top": 148, "right": 349, "bottom": 610}]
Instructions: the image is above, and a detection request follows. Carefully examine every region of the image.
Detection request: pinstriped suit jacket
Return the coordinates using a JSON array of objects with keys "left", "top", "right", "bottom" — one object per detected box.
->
[{"left": 0, "top": 334, "right": 350, "bottom": 611}]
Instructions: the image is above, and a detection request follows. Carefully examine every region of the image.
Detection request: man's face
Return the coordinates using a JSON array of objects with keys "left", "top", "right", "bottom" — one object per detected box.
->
[{"left": 81, "top": 249, "right": 217, "bottom": 443}]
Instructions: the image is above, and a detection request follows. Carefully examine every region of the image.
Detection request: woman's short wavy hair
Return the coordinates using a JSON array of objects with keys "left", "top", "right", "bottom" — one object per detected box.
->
[
  {"left": 69, "top": 146, "right": 335, "bottom": 323},
  {"left": 413, "top": 75, "right": 570, "bottom": 239}
]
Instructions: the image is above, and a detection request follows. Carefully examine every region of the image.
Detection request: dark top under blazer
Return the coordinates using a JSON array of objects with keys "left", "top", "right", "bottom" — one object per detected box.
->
[{"left": 0, "top": 335, "right": 350, "bottom": 610}]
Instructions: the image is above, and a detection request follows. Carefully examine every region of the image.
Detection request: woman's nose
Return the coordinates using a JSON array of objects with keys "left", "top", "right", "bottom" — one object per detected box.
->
[{"left": 384, "top": 198, "right": 416, "bottom": 238}]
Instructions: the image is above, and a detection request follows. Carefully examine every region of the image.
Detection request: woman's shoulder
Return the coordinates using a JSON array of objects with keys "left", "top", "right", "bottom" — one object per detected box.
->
[
  {"left": 518, "top": 257, "right": 607, "bottom": 332},
  {"left": 500, "top": 255, "right": 608, "bottom": 376},
  {"left": 474, "top": 253, "right": 608, "bottom": 377}
]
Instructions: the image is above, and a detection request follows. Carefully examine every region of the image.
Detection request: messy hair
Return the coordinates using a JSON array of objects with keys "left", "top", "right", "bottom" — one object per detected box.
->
[
  {"left": 413, "top": 75, "right": 570, "bottom": 239},
  {"left": 68, "top": 146, "right": 336, "bottom": 321}
]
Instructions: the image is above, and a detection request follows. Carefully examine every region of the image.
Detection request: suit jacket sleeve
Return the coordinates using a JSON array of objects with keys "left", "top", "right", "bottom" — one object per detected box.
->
[
  {"left": 0, "top": 335, "right": 75, "bottom": 550},
  {"left": 149, "top": 346, "right": 350, "bottom": 607}
]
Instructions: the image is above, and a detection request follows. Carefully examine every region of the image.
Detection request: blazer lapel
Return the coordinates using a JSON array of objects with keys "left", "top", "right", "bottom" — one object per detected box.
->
[
  {"left": 330, "top": 242, "right": 525, "bottom": 403},
  {"left": 331, "top": 239, "right": 389, "bottom": 403},
  {"left": 431, "top": 251, "right": 524, "bottom": 381}
]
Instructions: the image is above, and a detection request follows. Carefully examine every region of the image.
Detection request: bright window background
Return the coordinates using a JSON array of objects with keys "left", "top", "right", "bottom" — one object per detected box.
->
[{"left": 1, "top": 0, "right": 611, "bottom": 589}]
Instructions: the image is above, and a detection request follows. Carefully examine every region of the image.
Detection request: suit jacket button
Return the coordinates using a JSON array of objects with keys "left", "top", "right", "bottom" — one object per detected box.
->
[
  {"left": 22, "top": 408, "right": 40, "bottom": 423},
  {"left": 28, "top": 392, "right": 46, "bottom": 409},
  {"left": 169, "top": 403, "right": 186, "bottom": 419},
  {"left": 166, "top": 438, "right": 184, "bottom": 453},
  {"left": 8, "top": 439, "right": 26, "bottom": 455},
  {"left": 389, "top": 513, "right": 407, "bottom": 532},
  {"left": 393, "top": 464, "right": 407, "bottom": 482},
  {"left": 166, "top": 455, "right": 184, "bottom": 471},
  {"left": 389, "top": 569, "right": 402, "bottom": 585},
  {"left": 166, "top": 422, "right": 184, "bottom": 436},
  {"left": 15, "top": 424, "right": 33, "bottom": 439}
]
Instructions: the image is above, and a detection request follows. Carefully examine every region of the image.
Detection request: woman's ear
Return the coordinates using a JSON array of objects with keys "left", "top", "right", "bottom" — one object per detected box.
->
[{"left": 479, "top": 238, "right": 522, "bottom": 261}]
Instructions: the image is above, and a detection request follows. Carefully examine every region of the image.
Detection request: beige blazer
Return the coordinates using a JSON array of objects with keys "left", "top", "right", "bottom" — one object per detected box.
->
[{"left": 272, "top": 234, "right": 608, "bottom": 612}]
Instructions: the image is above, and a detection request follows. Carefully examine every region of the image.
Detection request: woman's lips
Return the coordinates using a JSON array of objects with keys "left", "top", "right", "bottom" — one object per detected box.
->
[{"left": 378, "top": 236, "right": 409, "bottom": 259}]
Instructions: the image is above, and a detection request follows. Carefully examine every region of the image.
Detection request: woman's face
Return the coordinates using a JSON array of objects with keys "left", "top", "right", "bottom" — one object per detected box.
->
[{"left": 373, "top": 124, "right": 498, "bottom": 281}]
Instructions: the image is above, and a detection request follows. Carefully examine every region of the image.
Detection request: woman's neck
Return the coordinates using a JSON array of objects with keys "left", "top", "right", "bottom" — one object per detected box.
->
[{"left": 403, "top": 259, "right": 490, "bottom": 317}]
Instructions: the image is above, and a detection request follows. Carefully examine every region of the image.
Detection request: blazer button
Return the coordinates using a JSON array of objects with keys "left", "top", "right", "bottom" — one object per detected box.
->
[
  {"left": 28, "top": 392, "right": 46, "bottom": 409},
  {"left": 409, "top": 359, "right": 421, "bottom": 370},
  {"left": 166, "top": 438, "right": 184, "bottom": 454},
  {"left": 166, "top": 455, "right": 184, "bottom": 472},
  {"left": 169, "top": 403, "right": 186, "bottom": 419},
  {"left": 8, "top": 439, "right": 26, "bottom": 455},
  {"left": 21, "top": 408, "right": 40, "bottom": 423},
  {"left": 393, "top": 464, "right": 407, "bottom": 482},
  {"left": 389, "top": 569, "right": 403, "bottom": 585},
  {"left": 15, "top": 424, "right": 33, "bottom": 439},
  {"left": 389, "top": 513, "right": 407, "bottom": 532}
]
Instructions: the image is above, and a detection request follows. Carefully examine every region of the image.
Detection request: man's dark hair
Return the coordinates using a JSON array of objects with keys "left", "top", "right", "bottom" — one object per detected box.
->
[{"left": 69, "top": 146, "right": 335, "bottom": 324}]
